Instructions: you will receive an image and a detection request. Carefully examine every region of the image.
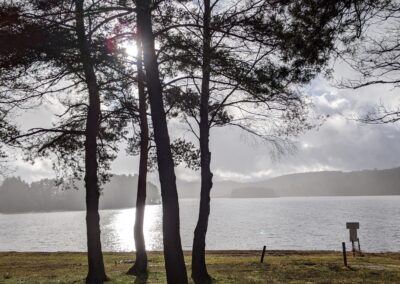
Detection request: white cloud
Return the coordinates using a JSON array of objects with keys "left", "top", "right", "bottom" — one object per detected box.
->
[{"left": 6, "top": 60, "right": 400, "bottom": 184}]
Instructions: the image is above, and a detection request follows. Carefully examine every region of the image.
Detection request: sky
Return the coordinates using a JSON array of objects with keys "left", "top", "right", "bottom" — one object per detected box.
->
[{"left": 8, "top": 58, "right": 400, "bottom": 184}]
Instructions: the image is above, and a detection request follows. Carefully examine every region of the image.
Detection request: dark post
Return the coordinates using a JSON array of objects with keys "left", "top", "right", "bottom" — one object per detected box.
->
[
  {"left": 260, "top": 246, "right": 267, "bottom": 263},
  {"left": 342, "top": 242, "right": 348, "bottom": 267},
  {"left": 357, "top": 238, "right": 362, "bottom": 256},
  {"left": 351, "top": 240, "right": 356, "bottom": 257}
]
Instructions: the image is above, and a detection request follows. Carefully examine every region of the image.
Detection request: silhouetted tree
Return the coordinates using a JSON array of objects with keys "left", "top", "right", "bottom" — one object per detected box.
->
[
  {"left": 0, "top": 1, "right": 136, "bottom": 282},
  {"left": 74, "top": 0, "right": 109, "bottom": 281},
  {"left": 0, "top": 111, "right": 18, "bottom": 174},
  {"left": 339, "top": 1, "right": 400, "bottom": 124},
  {"left": 127, "top": 29, "right": 149, "bottom": 276},
  {"left": 135, "top": 0, "right": 188, "bottom": 282},
  {"left": 106, "top": 5, "right": 200, "bottom": 274},
  {"left": 154, "top": 0, "right": 388, "bottom": 282},
  {"left": 1, "top": 3, "right": 199, "bottom": 280}
]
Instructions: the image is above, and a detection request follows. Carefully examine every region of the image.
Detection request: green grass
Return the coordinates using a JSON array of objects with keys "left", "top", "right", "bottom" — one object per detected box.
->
[{"left": 1, "top": 251, "right": 400, "bottom": 283}]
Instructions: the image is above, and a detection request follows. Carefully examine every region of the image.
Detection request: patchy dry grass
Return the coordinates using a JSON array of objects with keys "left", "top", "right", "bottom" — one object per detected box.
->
[{"left": 1, "top": 251, "right": 400, "bottom": 283}]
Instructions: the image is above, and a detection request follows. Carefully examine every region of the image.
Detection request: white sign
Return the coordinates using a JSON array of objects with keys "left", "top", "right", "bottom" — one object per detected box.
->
[{"left": 346, "top": 222, "right": 359, "bottom": 242}]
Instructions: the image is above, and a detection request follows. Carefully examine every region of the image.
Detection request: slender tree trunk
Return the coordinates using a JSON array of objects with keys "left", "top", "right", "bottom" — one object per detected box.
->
[
  {"left": 127, "top": 36, "right": 149, "bottom": 276},
  {"left": 192, "top": 0, "right": 213, "bottom": 282},
  {"left": 136, "top": 1, "right": 188, "bottom": 283},
  {"left": 75, "top": 1, "right": 107, "bottom": 283}
]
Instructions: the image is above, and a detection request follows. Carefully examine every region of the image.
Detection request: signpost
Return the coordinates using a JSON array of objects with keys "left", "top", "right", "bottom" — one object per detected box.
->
[{"left": 346, "top": 222, "right": 361, "bottom": 256}]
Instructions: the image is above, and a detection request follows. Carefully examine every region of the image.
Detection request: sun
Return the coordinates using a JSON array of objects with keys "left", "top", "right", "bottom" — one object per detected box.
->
[
  {"left": 121, "top": 41, "right": 137, "bottom": 58},
  {"left": 125, "top": 43, "right": 137, "bottom": 57}
]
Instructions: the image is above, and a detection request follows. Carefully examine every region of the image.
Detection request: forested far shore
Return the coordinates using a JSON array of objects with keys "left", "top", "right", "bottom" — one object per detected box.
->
[
  {"left": 2, "top": 166, "right": 400, "bottom": 214},
  {"left": 0, "top": 175, "right": 160, "bottom": 213},
  {"left": 178, "top": 167, "right": 400, "bottom": 198}
]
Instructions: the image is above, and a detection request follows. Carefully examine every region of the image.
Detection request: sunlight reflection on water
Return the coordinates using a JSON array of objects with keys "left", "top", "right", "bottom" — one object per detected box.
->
[{"left": 101, "top": 205, "right": 163, "bottom": 251}]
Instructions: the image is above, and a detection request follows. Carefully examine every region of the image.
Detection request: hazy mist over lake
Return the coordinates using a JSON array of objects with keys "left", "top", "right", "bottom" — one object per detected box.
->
[{"left": 2, "top": 167, "right": 400, "bottom": 213}]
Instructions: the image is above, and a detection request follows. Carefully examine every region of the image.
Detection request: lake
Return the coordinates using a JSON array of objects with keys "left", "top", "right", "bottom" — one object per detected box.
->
[{"left": 0, "top": 196, "right": 399, "bottom": 252}]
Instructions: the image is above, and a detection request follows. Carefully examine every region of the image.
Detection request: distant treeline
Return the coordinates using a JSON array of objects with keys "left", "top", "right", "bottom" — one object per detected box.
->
[
  {"left": 178, "top": 167, "right": 400, "bottom": 198},
  {"left": 0, "top": 175, "right": 160, "bottom": 213},
  {"left": 231, "top": 167, "right": 400, "bottom": 198}
]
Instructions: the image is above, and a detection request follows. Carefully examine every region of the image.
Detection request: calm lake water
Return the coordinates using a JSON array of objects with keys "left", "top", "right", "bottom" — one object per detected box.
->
[{"left": 0, "top": 196, "right": 399, "bottom": 252}]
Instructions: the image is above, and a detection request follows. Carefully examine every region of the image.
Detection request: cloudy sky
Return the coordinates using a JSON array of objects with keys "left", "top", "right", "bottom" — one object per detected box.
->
[{"left": 9, "top": 58, "right": 400, "bottom": 184}]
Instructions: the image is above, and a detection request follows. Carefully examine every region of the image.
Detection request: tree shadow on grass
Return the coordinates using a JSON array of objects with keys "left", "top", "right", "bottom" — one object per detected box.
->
[{"left": 134, "top": 273, "right": 148, "bottom": 284}]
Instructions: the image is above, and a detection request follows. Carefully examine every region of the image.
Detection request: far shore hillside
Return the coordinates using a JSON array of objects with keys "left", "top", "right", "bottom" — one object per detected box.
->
[
  {"left": 1, "top": 167, "right": 400, "bottom": 213},
  {"left": 178, "top": 167, "right": 400, "bottom": 198}
]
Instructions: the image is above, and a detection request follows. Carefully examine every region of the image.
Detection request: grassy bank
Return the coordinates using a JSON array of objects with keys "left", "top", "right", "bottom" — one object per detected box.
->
[{"left": 1, "top": 251, "right": 400, "bottom": 283}]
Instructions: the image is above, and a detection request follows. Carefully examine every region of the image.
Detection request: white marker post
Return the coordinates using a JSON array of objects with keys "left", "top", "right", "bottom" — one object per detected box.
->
[{"left": 346, "top": 222, "right": 360, "bottom": 256}]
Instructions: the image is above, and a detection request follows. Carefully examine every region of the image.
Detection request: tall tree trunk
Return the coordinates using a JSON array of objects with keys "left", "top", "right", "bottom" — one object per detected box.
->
[
  {"left": 192, "top": 0, "right": 213, "bottom": 282},
  {"left": 127, "top": 35, "right": 149, "bottom": 276},
  {"left": 75, "top": 1, "right": 107, "bottom": 283},
  {"left": 136, "top": 1, "right": 188, "bottom": 283}
]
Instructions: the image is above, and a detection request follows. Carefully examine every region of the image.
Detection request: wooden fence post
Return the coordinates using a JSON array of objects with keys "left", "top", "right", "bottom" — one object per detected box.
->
[
  {"left": 260, "top": 245, "right": 266, "bottom": 263},
  {"left": 357, "top": 238, "right": 362, "bottom": 256},
  {"left": 342, "top": 242, "right": 348, "bottom": 267}
]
